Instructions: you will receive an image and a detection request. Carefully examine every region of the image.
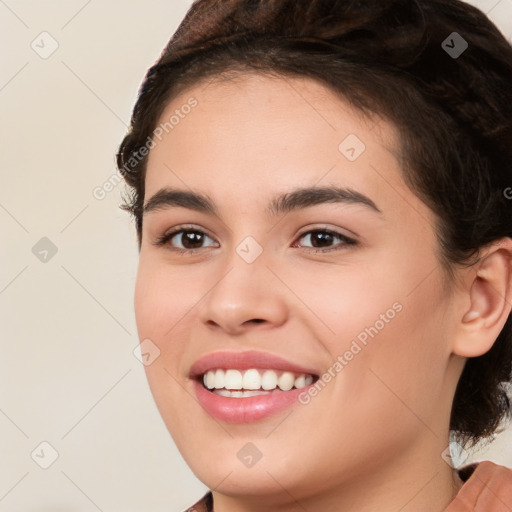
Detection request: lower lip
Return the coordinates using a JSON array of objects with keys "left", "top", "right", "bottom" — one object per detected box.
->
[{"left": 192, "top": 380, "right": 310, "bottom": 423}]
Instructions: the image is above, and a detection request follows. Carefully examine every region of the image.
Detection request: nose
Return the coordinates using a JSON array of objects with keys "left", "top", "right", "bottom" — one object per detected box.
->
[{"left": 197, "top": 254, "right": 288, "bottom": 336}]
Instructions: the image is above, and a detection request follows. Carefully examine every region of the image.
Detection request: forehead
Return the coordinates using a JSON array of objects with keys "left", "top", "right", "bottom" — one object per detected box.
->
[{"left": 144, "top": 72, "right": 425, "bottom": 223}]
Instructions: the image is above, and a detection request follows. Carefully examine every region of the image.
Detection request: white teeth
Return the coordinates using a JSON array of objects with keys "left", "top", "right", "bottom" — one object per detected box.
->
[
  {"left": 214, "top": 369, "right": 224, "bottom": 389},
  {"left": 242, "top": 369, "right": 261, "bottom": 390},
  {"left": 202, "top": 368, "right": 314, "bottom": 393},
  {"left": 278, "top": 372, "right": 295, "bottom": 391},
  {"left": 215, "top": 389, "right": 278, "bottom": 398},
  {"left": 224, "top": 369, "right": 243, "bottom": 390},
  {"left": 261, "top": 370, "right": 277, "bottom": 390},
  {"left": 294, "top": 375, "right": 306, "bottom": 389},
  {"left": 205, "top": 371, "right": 216, "bottom": 389}
]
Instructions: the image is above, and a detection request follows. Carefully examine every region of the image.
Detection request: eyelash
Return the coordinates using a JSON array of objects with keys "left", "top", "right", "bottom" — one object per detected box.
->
[{"left": 153, "top": 225, "right": 357, "bottom": 255}]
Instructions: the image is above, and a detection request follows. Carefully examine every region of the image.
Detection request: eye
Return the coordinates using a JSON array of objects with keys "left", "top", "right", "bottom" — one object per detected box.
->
[
  {"left": 293, "top": 228, "right": 357, "bottom": 253},
  {"left": 153, "top": 226, "right": 357, "bottom": 255},
  {"left": 153, "top": 226, "right": 218, "bottom": 253}
]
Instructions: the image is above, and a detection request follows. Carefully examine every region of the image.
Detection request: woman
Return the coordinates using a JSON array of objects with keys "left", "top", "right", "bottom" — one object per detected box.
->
[{"left": 117, "top": 0, "right": 512, "bottom": 510}]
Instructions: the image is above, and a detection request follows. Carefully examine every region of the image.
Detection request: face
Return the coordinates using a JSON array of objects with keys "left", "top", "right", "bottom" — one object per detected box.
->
[{"left": 135, "top": 73, "right": 462, "bottom": 503}]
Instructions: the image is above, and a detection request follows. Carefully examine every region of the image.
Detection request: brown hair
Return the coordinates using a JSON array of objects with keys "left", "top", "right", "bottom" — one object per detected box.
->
[{"left": 117, "top": 0, "right": 512, "bottom": 448}]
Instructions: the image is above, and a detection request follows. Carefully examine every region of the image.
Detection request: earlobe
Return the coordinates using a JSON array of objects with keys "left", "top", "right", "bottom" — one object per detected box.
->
[{"left": 453, "top": 238, "right": 512, "bottom": 358}]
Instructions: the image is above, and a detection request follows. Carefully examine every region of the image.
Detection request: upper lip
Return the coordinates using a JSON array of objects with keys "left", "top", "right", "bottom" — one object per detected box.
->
[{"left": 189, "top": 350, "right": 319, "bottom": 379}]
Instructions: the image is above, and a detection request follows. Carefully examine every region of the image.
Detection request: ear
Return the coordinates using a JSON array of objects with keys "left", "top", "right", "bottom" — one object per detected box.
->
[{"left": 452, "top": 237, "right": 512, "bottom": 358}]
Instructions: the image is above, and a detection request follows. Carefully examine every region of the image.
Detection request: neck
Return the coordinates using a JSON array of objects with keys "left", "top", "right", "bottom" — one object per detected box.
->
[{"left": 211, "top": 437, "right": 465, "bottom": 512}]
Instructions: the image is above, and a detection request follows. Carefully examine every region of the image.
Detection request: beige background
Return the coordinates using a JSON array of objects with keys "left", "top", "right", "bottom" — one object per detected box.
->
[{"left": 1, "top": 1, "right": 512, "bottom": 510}]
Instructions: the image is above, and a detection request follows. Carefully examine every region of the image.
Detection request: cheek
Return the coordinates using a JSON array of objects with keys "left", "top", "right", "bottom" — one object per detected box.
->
[
  {"left": 282, "top": 259, "right": 401, "bottom": 345},
  {"left": 330, "top": 280, "right": 452, "bottom": 438},
  {"left": 134, "top": 260, "right": 203, "bottom": 440},
  {"left": 134, "top": 258, "right": 199, "bottom": 396},
  {"left": 295, "top": 256, "right": 450, "bottom": 413},
  {"left": 134, "top": 257, "right": 197, "bottom": 341}
]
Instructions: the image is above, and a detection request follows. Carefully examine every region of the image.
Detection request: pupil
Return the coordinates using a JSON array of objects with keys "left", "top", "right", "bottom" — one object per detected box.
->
[
  {"left": 183, "top": 231, "right": 203, "bottom": 249},
  {"left": 312, "top": 232, "right": 332, "bottom": 248}
]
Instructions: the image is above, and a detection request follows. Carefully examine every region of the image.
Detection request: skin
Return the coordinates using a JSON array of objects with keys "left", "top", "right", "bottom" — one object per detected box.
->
[{"left": 133, "top": 72, "right": 512, "bottom": 512}]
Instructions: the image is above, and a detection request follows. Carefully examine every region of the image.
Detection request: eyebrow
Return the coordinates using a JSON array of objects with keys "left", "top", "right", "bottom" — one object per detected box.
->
[{"left": 143, "top": 186, "right": 382, "bottom": 217}]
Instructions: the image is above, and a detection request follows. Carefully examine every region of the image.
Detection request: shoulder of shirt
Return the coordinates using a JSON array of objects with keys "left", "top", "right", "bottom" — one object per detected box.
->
[{"left": 183, "top": 491, "right": 213, "bottom": 512}]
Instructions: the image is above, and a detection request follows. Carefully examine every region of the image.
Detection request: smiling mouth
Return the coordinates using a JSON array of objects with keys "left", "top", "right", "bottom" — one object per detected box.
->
[{"left": 200, "top": 368, "right": 319, "bottom": 398}]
